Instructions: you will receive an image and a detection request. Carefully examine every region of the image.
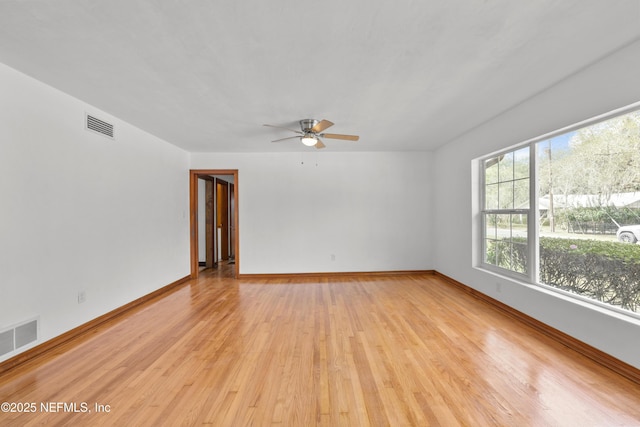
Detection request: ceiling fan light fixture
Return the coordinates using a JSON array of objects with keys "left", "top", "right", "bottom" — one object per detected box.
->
[{"left": 301, "top": 135, "right": 317, "bottom": 146}]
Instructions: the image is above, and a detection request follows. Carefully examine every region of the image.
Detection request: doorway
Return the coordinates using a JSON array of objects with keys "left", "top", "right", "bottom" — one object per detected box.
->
[{"left": 190, "top": 169, "right": 239, "bottom": 279}]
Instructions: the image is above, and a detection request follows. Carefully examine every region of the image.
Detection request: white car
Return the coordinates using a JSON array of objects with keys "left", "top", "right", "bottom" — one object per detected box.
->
[{"left": 617, "top": 225, "right": 640, "bottom": 243}]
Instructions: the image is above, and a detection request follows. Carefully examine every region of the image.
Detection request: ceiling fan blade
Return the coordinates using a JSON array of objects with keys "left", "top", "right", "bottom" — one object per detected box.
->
[
  {"left": 320, "top": 133, "right": 359, "bottom": 141},
  {"left": 271, "top": 136, "right": 300, "bottom": 142},
  {"left": 315, "top": 139, "right": 326, "bottom": 149},
  {"left": 311, "top": 119, "right": 334, "bottom": 133},
  {"left": 263, "top": 124, "right": 303, "bottom": 134}
]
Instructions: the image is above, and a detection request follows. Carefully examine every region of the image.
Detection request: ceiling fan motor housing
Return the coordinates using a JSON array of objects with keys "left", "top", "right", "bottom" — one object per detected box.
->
[{"left": 300, "top": 119, "right": 318, "bottom": 132}]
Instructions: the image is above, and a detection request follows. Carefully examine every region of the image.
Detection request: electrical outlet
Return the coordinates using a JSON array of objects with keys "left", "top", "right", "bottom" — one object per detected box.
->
[
  {"left": 331, "top": 254, "right": 336, "bottom": 261},
  {"left": 77, "top": 291, "right": 86, "bottom": 304}
]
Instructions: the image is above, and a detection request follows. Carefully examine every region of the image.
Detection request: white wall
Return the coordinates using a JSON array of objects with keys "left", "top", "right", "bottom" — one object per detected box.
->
[
  {"left": 433, "top": 39, "right": 640, "bottom": 368},
  {"left": 190, "top": 151, "right": 433, "bottom": 274},
  {"left": 0, "top": 63, "right": 191, "bottom": 362}
]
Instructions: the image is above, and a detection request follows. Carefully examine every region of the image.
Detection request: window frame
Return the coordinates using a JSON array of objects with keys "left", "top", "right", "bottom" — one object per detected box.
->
[
  {"left": 480, "top": 144, "right": 535, "bottom": 281},
  {"left": 477, "top": 101, "right": 640, "bottom": 319}
]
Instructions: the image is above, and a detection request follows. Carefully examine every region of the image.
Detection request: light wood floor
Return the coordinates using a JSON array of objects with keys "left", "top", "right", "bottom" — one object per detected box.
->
[{"left": 1, "top": 268, "right": 640, "bottom": 426}]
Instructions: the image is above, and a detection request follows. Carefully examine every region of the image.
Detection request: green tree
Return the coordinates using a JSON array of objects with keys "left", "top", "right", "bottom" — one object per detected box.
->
[
  {"left": 541, "top": 110, "right": 640, "bottom": 203},
  {"left": 566, "top": 111, "right": 640, "bottom": 199}
]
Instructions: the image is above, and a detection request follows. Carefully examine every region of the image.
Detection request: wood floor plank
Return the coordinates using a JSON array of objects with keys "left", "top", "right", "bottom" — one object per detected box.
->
[{"left": 1, "top": 268, "right": 640, "bottom": 426}]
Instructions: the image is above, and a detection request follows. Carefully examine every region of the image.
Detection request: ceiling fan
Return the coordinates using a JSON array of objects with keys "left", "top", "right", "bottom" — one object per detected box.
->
[{"left": 263, "top": 119, "right": 359, "bottom": 149}]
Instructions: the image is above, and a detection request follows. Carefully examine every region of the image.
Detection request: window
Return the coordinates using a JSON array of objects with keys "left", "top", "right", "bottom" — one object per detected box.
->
[
  {"left": 483, "top": 147, "right": 530, "bottom": 275},
  {"left": 479, "top": 105, "right": 640, "bottom": 315}
]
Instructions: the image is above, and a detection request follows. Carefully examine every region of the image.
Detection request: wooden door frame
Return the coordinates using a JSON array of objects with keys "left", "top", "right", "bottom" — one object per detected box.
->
[
  {"left": 216, "top": 179, "right": 230, "bottom": 261},
  {"left": 228, "top": 182, "right": 235, "bottom": 259},
  {"left": 196, "top": 175, "right": 217, "bottom": 269},
  {"left": 190, "top": 169, "right": 239, "bottom": 279}
]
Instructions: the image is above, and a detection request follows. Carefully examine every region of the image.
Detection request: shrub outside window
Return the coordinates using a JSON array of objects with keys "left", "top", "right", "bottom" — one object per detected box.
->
[{"left": 480, "top": 107, "right": 640, "bottom": 315}]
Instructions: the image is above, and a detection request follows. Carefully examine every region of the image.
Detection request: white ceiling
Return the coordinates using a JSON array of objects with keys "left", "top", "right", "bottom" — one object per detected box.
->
[{"left": 0, "top": 1, "right": 639, "bottom": 152}]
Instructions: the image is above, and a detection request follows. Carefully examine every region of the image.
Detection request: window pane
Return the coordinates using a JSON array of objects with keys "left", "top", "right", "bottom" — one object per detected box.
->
[
  {"left": 496, "top": 214, "right": 511, "bottom": 239},
  {"left": 483, "top": 213, "right": 528, "bottom": 274},
  {"left": 513, "top": 147, "right": 529, "bottom": 179},
  {"left": 511, "top": 213, "right": 527, "bottom": 241},
  {"left": 514, "top": 179, "right": 529, "bottom": 209},
  {"left": 484, "top": 157, "right": 500, "bottom": 184},
  {"left": 485, "top": 239, "right": 497, "bottom": 265},
  {"left": 495, "top": 241, "right": 509, "bottom": 269},
  {"left": 512, "top": 242, "right": 527, "bottom": 274},
  {"left": 498, "top": 182, "right": 514, "bottom": 209},
  {"left": 499, "top": 152, "right": 514, "bottom": 182},
  {"left": 484, "top": 148, "right": 530, "bottom": 212},
  {"left": 485, "top": 214, "right": 497, "bottom": 239},
  {"left": 485, "top": 184, "right": 499, "bottom": 209},
  {"left": 535, "top": 109, "right": 640, "bottom": 313}
]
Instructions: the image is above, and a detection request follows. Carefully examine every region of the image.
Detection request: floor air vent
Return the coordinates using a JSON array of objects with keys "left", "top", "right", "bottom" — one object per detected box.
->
[
  {"left": 86, "top": 114, "right": 114, "bottom": 139},
  {"left": 0, "top": 318, "right": 38, "bottom": 357}
]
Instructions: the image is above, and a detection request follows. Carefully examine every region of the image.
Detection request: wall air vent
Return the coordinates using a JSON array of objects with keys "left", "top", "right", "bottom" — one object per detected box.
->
[
  {"left": 86, "top": 114, "right": 114, "bottom": 139},
  {"left": 0, "top": 318, "right": 39, "bottom": 357}
]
